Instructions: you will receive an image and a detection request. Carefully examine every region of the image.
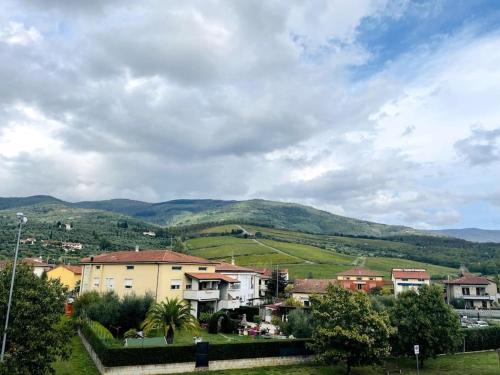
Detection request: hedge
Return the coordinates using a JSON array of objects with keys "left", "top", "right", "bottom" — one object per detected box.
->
[
  {"left": 80, "top": 321, "right": 310, "bottom": 367},
  {"left": 462, "top": 327, "right": 500, "bottom": 352}
]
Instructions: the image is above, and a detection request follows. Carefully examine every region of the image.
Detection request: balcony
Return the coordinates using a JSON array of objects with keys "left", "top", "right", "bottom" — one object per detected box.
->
[
  {"left": 462, "top": 294, "right": 494, "bottom": 301},
  {"left": 218, "top": 299, "right": 241, "bottom": 310},
  {"left": 184, "top": 289, "right": 220, "bottom": 301}
]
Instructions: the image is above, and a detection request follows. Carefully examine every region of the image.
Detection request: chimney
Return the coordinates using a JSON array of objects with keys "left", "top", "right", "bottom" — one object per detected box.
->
[
  {"left": 135, "top": 245, "right": 139, "bottom": 252},
  {"left": 231, "top": 253, "right": 235, "bottom": 265}
]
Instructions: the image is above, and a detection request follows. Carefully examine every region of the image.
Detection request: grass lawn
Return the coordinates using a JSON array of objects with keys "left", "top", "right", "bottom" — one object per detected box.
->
[
  {"left": 53, "top": 335, "right": 99, "bottom": 375},
  {"left": 125, "top": 328, "right": 263, "bottom": 347},
  {"left": 186, "top": 351, "right": 500, "bottom": 374}
]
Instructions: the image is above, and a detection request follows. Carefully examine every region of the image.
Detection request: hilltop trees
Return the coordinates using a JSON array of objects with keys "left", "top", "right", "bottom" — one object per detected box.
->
[
  {"left": 390, "top": 285, "right": 462, "bottom": 367},
  {"left": 308, "top": 285, "right": 394, "bottom": 374},
  {"left": 0, "top": 264, "right": 72, "bottom": 375}
]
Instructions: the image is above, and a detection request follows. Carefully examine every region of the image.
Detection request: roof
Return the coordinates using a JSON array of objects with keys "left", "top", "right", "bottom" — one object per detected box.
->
[
  {"left": 292, "top": 279, "right": 337, "bottom": 294},
  {"left": 215, "top": 262, "right": 256, "bottom": 273},
  {"left": 337, "top": 267, "right": 383, "bottom": 277},
  {"left": 444, "top": 273, "right": 493, "bottom": 285},
  {"left": 185, "top": 272, "right": 240, "bottom": 283},
  {"left": 64, "top": 265, "right": 83, "bottom": 274},
  {"left": 0, "top": 258, "right": 52, "bottom": 269},
  {"left": 392, "top": 269, "right": 430, "bottom": 280},
  {"left": 80, "top": 250, "right": 214, "bottom": 265},
  {"left": 251, "top": 267, "right": 289, "bottom": 279}
]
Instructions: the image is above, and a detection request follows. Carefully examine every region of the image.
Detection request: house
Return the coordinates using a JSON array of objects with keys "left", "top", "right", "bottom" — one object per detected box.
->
[
  {"left": 251, "top": 267, "right": 289, "bottom": 298},
  {"left": 20, "top": 237, "right": 37, "bottom": 245},
  {"left": 445, "top": 272, "right": 498, "bottom": 309},
  {"left": 291, "top": 279, "right": 337, "bottom": 307},
  {"left": 215, "top": 261, "right": 261, "bottom": 306},
  {"left": 0, "top": 257, "right": 53, "bottom": 277},
  {"left": 47, "top": 265, "right": 82, "bottom": 290},
  {"left": 391, "top": 268, "right": 430, "bottom": 297},
  {"left": 142, "top": 231, "right": 156, "bottom": 237},
  {"left": 336, "top": 267, "right": 384, "bottom": 292},
  {"left": 79, "top": 249, "right": 240, "bottom": 317},
  {"left": 62, "top": 242, "right": 84, "bottom": 251}
]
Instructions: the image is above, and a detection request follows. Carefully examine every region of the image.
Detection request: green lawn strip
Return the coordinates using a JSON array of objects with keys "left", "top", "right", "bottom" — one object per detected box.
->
[
  {"left": 184, "top": 351, "right": 499, "bottom": 375},
  {"left": 235, "top": 253, "right": 304, "bottom": 266},
  {"left": 53, "top": 335, "right": 100, "bottom": 375}
]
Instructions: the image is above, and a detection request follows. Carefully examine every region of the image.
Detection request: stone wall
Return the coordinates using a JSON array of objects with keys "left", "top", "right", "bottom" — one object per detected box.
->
[{"left": 79, "top": 331, "right": 314, "bottom": 375}]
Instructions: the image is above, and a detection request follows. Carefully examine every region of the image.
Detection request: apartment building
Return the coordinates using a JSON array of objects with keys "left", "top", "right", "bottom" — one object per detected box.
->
[
  {"left": 47, "top": 265, "right": 82, "bottom": 290},
  {"left": 215, "top": 261, "right": 261, "bottom": 305},
  {"left": 79, "top": 249, "right": 240, "bottom": 316},
  {"left": 391, "top": 268, "right": 430, "bottom": 297},
  {"left": 445, "top": 272, "right": 498, "bottom": 309},
  {"left": 336, "top": 267, "right": 384, "bottom": 292}
]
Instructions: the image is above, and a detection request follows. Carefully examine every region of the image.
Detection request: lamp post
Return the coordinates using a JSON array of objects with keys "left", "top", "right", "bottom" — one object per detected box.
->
[{"left": 1, "top": 213, "right": 28, "bottom": 363}]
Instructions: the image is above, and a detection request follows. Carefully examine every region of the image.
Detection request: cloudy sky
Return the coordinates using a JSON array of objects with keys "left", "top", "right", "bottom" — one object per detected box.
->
[{"left": 1, "top": 0, "right": 500, "bottom": 229}]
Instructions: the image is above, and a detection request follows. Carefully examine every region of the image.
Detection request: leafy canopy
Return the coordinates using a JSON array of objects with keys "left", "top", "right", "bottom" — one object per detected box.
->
[
  {"left": 308, "top": 285, "right": 395, "bottom": 374},
  {"left": 390, "top": 284, "right": 462, "bottom": 365},
  {"left": 0, "top": 264, "right": 72, "bottom": 375}
]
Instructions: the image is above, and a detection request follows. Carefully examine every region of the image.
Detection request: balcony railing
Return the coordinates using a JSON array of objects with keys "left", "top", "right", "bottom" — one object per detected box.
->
[
  {"left": 184, "top": 289, "right": 220, "bottom": 301},
  {"left": 218, "top": 299, "right": 241, "bottom": 310}
]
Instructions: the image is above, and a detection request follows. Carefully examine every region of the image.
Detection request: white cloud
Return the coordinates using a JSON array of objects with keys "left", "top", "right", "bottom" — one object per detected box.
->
[{"left": 0, "top": 21, "right": 41, "bottom": 45}]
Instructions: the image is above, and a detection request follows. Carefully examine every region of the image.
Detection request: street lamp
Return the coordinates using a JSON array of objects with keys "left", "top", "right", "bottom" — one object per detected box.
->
[{"left": 1, "top": 213, "right": 28, "bottom": 363}]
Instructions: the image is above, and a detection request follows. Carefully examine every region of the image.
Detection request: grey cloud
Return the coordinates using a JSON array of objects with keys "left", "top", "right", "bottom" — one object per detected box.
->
[{"left": 454, "top": 127, "right": 500, "bottom": 165}]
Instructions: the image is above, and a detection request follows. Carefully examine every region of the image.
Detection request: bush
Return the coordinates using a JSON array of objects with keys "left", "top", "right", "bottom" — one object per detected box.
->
[
  {"left": 118, "top": 293, "right": 154, "bottom": 334},
  {"left": 199, "top": 312, "right": 213, "bottom": 324},
  {"left": 450, "top": 298, "right": 466, "bottom": 309},
  {"left": 86, "top": 291, "right": 121, "bottom": 329},
  {"left": 208, "top": 312, "right": 236, "bottom": 334},
  {"left": 253, "top": 315, "right": 262, "bottom": 324},
  {"left": 462, "top": 327, "right": 500, "bottom": 351},
  {"left": 73, "top": 290, "right": 101, "bottom": 318},
  {"left": 280, "top": 309, "right": 312, "bottom": 338}
]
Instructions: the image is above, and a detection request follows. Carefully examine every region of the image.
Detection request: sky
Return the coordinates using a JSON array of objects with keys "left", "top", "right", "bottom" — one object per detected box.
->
[{"left": 1, "top": 0, "right": 500, "bottom": 230}]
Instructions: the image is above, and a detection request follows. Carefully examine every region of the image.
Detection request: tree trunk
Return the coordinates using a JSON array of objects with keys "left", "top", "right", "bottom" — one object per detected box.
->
[
  {"left": 346, "top": 361, "right": 351, "bottom": 375},
  {"left": 166, "top": 326, "right": 174, "bottom": 344}
]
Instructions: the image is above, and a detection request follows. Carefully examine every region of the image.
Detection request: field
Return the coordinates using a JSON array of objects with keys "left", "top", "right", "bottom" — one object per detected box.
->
[
  {"left": 186, "top": 233, "right": 458, "bottom": 279},
  {"left": 53, "top": 335, "right": 99, "bottom": 375}
]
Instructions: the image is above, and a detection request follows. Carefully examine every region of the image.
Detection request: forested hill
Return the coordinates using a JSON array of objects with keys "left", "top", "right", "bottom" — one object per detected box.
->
[{"left": 0, "top": 196, "right": 420, "bottom": 238}]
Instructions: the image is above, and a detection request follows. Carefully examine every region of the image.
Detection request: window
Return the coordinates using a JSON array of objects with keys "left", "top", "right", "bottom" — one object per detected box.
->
[
  {"left": 105, "top": 278, "right": 114, "bottom": 290},
  {"left": 356, "top": 277, "right": 362, "bottom": 281},
  {"left": 186, "top": 284, "right": 192, "bottom": 290},
  {"left": 476, "top": 287, "right": 486, "bottom": 296},
  {"left": 126, "top": 265, "right": 134, "bottom": 270},
  {"left": 95, "top": 265, "right": 101, "bottom": 270},
  {"left": 124, "top": 279, "right": 133, "bottom": 289},
  {"left": 462, "top": 287, "right": 470, "bottom": 295},
  {"left": 369, "top": 277, "right": 374, "bottom": 281},
  {"left": 198, "top": 267, "right": 207, "bottom": 271},
  {"left": 303, "top": 300, "right": 310, "bottom": 307},
  {"left": 171, "top": 279, "right": 181, "bottom": 290},
  {"left": 402, "top": 278, "right": 408, "bottom": 281},
  {"left": 345, "top": 277, "right": 350, "bottom": 280},
  {"left": 93, "top": 277, "right": 100, "bottom": 288},
  {"left": 172, "top": 266, "right": 182, "bottom": 270},
  {"left": 357, "top": 284, "right": 363, "bottom": 290}
]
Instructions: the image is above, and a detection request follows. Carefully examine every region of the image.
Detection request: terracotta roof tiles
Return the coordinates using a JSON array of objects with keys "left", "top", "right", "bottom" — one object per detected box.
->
[{"left": 80, "top": 250, "right": 214, "bottom": 265}]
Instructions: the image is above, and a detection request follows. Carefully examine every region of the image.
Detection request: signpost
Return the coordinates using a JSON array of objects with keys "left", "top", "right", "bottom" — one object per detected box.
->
[{"left": 414, "top": 344, "right": 420, "bottom": 375}]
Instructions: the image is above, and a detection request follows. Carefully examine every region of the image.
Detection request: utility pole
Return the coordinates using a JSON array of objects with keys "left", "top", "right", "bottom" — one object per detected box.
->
[
  {"left": 1, "top": 213, "right": 28, "bottom": 363},
  {"left": 276, "top": 264, "right": 279, "bottom": 300}
]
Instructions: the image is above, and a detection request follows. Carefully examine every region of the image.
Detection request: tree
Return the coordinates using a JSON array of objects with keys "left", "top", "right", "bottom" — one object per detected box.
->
[
  {"left": 308, "top": 285, "right": 394, "bottom": 375},
  {"left": 280, "top": 309, "right": 312, "bottom": 338},
  {"left": 142, "top": 298, "right": 198, "bottom": 344},
  {"left": 267, "top": 269, "right": 288, "bottom": 298},
  {"left": 0, "top": 264, "right": 72, "bottom": 374},
  {"left": 390, "top": 285, "right": 462, "bottom": 367},
  {"left": 99, "top": 238, "right": 112, "bottom": 251}
]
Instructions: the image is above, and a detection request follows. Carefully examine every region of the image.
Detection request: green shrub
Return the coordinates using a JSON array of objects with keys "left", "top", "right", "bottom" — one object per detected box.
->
[
  {"left": 253, "top": 315, "right": 262, "bottom": 324},
  {"left": 86, "top": 291, "right": 121, "bottom": 329},
  {"left": 199, "top": 312, "right": 213, "bottom": 324},
  {"left": 73, "top": 290, "right": 101, "bottom": 318},
  {"left": 462, "top": 327, "right": 500, "bottom": 351},
  {"left": 280, "top": 309, "right": 312, "bottom": 338},
  {"left": 118, "top": 293, "right": 154, "bottom": 333},
  {"left": 123, "top": 328, "right": 138, "bottom": 339}
]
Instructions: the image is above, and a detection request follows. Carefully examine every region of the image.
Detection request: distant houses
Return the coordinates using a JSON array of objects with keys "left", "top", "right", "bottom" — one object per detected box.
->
[
  {"left": 0, "top": 257, "right": 53, "bottom": 277},
  {"left": 444, "top": 272, "right": 497, "bottom": 309},
  {"left": 391, "top": 268, "right": 430, "bottom": 297},
  {"left": 291, "top": 279, "right": 336, "bottom": 306},
  {"left": 336, "top": 267, "right": 384, "bottom": 292},
  {"left": 142, "top": 231, "right": 156, "bottom": 237}
]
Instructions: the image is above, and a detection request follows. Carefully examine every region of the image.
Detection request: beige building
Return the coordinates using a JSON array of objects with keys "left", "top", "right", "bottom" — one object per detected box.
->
[
  {"left": 445, "top": 273, "right": 498, "bottom": 309},
  {"left": 79, "top": 249, "right": 240, "bottom": 316},
  {"left": 391, "top": 268, "right": 430, "bottom": 297},
  {"left": 47, "top": 265, "right": 82, "bottom": 290},
  {"left": 291, "top": 279, "right": 337, "bottom": 307}
]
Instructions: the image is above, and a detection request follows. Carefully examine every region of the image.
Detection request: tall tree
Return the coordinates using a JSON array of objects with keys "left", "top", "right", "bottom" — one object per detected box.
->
[
  {"left": 0, "top": 264, "right": 72, "bottom": 374},
  {"left": 267, "top": 269, "right": 288, "bottom": 298},
  {"left": 308, "top": 285, "right": 394, "bottom": 374},
  {"left": 390, "top": 284, "right": 462, "bottom": 367},
  {"left": 142, "top": 298, "right": 198, "bottom": 344}
]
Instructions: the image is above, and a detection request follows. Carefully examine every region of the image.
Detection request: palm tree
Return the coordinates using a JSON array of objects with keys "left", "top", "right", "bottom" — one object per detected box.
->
[{"left": 142, "top": 298, "right": 199, "bottom": 344}]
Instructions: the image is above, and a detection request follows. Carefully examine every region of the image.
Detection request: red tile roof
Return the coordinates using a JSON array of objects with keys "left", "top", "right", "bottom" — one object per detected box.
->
[
  {"left": 337, "top": 267, "right": 382, "bottom": 277},
  {"left": 63, "top": 265, "right": 83, "bottom": 275},
  {"left": 392, "top": 269, "right": 430, "bottom": 280},
  {"left": 251, "top": 267, "right": 289, "bottom": 279},
  {"left": 185, "top": 272, "right": 240, "bottom": 283},
  {"left": 292, "top": 279, "right": 337, "bottom": 294},
  {"left": 80, "top": 250, "right": 214, "bottom": 265},
  {"left": 0, "top": 258, "right": 53, "bottom": 270},
  {"left": 444, "top": 273, "right": 493, "bottom": 285},
  {"left": 215, "top": 262, "right": 255, "bottom": 273}
]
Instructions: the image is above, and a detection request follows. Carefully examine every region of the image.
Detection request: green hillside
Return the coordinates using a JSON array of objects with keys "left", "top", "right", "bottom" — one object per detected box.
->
[
  {"left": 0, "top": 203, "right": 172, "bottom": 262},
  {"left": 185, "top": 235, "right": 458, "bottom": 279}
]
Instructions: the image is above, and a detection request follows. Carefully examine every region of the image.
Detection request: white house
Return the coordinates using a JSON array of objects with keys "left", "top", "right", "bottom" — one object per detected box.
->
[
  {"left": 215, "top": 261, "right": 262, "bottom": 306},
  {"left": 391, "top": 268, "right": 430, "bottom": 297},
  {"left": 445, "top": 272, "right": 498, "bottom": 309}
]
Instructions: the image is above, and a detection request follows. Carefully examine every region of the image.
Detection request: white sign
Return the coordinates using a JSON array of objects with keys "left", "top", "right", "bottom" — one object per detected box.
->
[{"left": 414, "top": 345, "right": 420, "bottom": 355}]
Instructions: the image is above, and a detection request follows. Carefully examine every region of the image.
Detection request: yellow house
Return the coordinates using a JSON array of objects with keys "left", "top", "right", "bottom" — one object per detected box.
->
[
  {"left": 47, "top": 265, "right": 82, "bottom": 290},
  {"left": 79, "top": 249, "right": 240, "bottom": 316}
]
